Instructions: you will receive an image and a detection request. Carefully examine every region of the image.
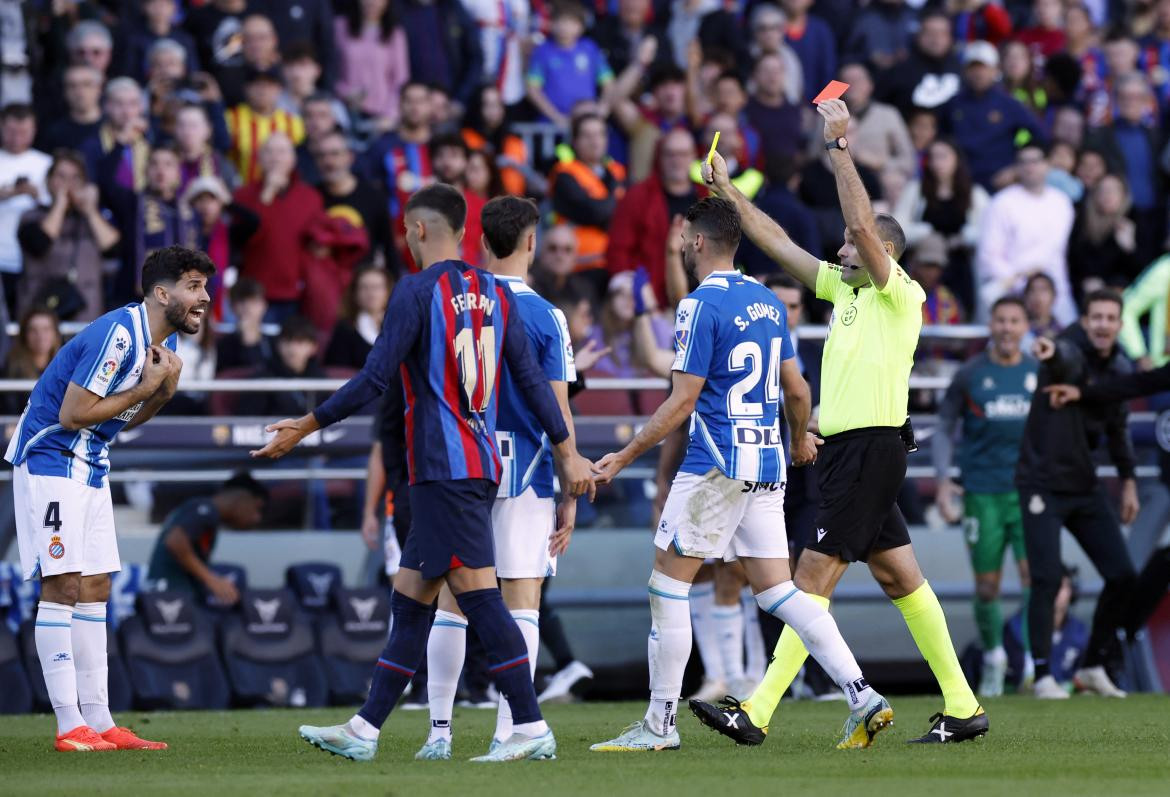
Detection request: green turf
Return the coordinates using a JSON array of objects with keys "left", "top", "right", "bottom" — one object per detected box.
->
[{"left": 1, "top": 696, "right": 1167, "bottom": 796}]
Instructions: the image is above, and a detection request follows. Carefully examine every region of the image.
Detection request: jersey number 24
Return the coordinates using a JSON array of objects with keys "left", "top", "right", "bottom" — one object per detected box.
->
[{"left": 727, "top": 338, "right": 782, "bottom": 419}]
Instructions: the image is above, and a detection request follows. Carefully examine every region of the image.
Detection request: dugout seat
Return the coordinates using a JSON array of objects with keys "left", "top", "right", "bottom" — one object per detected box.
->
[
  {"left": 119, "top": 591, "right": 231, "bottom": 710},
  {"left": 286, "top": 562, "right": 343, "bottom": 613},
  {"left": 20, "top": 616, "right": 133, "bottom": 712},
  {"left": 317, "top": 587, "right": 390, "bottom": 704},
  {"left": 199, "top": 563, "right": 248, "bottom": 612},
  {"left": 220, "top": 588, "right": 328, "bottom": 707},
  {"left": 0, "top": 623, "right": 33, "bottom": 714},
  {"left": 209, "top": 366, "right": 259, "bottom": 415}
]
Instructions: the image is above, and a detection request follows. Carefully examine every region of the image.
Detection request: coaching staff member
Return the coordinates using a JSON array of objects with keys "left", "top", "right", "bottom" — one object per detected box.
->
[
  {"left": 697, "top": 98, "right": 986, "bottom": 745},
  {"left": 1020, "top": 289, "right": 1137, "bottom": 700}
]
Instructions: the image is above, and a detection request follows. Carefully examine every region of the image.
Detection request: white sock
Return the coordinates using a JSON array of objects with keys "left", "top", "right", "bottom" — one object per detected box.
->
[
  {"left": 348, "top": 714, "right": 380, "bottom": 741},
  {"left": 645, "top": 570, "right": 692, "bottom": 736},
  {"left": 712, "top": 603, "right": 745, "bottom": 683},
  {"left": 755, "top": 582, "right": 873, "bottom": 711},
  {"left": 426, "top": 610, "right": 467, "bottom": 742},
  {"left": 984, "top": 646, "right": 1007, "bottom": 664},
  {"left": 495, "top": 609, "right": 539, "bottom": 742},
  {"left": 72, "top": 601, "right": 114, "bottom": 733},
  {"left": 688, "top": 581, "right": 723, "bottom": 682},
  {"left": 512, "top": 719, "right": 549, "bottom": 738},
  {"left": 35, "top": 601, "right": 85, "bottom": 735},
  {"left": 742, "top": 587, "right": 766, "bottom": 682}
]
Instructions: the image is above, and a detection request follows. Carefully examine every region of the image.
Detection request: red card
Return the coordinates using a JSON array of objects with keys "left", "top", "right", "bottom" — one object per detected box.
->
[{"left": 812, "top": 80, "right": 850, "bottom": 105}]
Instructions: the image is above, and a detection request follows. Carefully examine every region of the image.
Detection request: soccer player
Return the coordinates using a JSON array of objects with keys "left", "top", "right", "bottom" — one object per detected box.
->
[
  {"left": 4, "top": 245, "right": 214, "bottom": 752},
  {"left": 252, "top": 184, "right": 595, "bottom": 763},
  {"left": 416, "top": 196, "right": 579, "bottom": 760},
  {"left": 589, "top": 197, "right": 892, "bottom": 753},
  {"left": 693, "top": 99, "right": 987, "bottom": 745},
  {"left": 934, "top": 296, "right": 1037, "bottom": 697}
]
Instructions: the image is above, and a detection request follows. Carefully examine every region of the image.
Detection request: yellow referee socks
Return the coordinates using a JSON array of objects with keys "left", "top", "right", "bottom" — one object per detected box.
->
[
  {"left": 744, "top": 594, "right": 828, "bottom": 728},
  {"left": 893, "top": 581, "right": 979, "bottom": 718}
]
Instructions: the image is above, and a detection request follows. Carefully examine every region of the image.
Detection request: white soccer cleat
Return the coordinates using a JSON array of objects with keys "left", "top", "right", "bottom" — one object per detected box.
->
[
  {"left": 469, "top": 730, "right": 556, "bottom": 762},
  {"left": 979, "top": 648, "right": 1007, "bottom": 698},
  {"left": 687, "top": 677, "right": 729, "bottom": 703},
  {"left": 1033, "top": 674, "right": 1070, "bottom": 699},
  {"left": 538, "top": 660, "right": 593, "bottom": 703},
  {"left": 298, "top": 723, "right": 378, "bottom": 761},
  {"left": 589, "top": 720, "right": 680, "bottom": 752},
  {"left": 1074, "top": 666, "right": 1127, "bottom": 698}
]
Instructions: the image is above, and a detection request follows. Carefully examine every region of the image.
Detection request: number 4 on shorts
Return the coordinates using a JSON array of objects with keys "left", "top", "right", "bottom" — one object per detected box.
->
[{"left": 44, "top": 501, "right": 62, "bottom": 532}]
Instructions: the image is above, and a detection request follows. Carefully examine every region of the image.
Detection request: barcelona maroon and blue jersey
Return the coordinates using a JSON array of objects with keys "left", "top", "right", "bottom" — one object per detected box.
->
[{"left": 313, "top": 260, "right": 568, "bottom": 485}]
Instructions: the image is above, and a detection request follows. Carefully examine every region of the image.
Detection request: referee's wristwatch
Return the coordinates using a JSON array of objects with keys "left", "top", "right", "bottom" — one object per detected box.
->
[{"left": 825, "top": 136, "right": 849, "bottom": 152}]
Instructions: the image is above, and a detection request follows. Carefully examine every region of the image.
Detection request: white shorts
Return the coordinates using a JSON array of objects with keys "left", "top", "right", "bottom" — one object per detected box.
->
[
  {"left": 655, "top": 468, "right": 789, "bottom": 562},
  {"left": 492, "top": 487, "right": 556, "bottom": 579},
  {"left": 13, "top": 465, "right": 120, "bottom": 582}
]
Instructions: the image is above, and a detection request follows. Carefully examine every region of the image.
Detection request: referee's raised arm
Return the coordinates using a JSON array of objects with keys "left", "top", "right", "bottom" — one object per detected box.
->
[{"left": 701, "top": 150, "right": 821, "bottom": 290}]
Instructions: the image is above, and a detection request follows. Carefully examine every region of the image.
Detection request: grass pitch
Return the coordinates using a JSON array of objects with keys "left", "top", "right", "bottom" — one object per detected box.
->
[{"left": 1, "top": 696, "right": 1167, "bottom": 797}]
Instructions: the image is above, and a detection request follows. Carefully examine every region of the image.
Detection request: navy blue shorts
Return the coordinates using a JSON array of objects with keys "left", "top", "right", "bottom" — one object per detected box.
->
[{"left": 400, "top": 479, "right": 498, "bottom": 579}]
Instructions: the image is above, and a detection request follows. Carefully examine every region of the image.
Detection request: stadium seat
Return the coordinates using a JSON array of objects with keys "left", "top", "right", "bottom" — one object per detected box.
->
[
  {"left": 219, "top": 588, "right": 329, "bottom": 707},
  {"left": 119, "top": 592, "right": 231, "bottom": 710},
  {"left": 285, "top": 562, "right": 343, "bottom": 613},
  {"left": 0, "top": 623, "right": 33, "bottom": 714},
  {"left": 317, "top": 587, "right": 390, "bottom": 704},
  {"left": 200, "top": 563, "right": 248, "bottom": 612},
  {"left": 108, "top": 563, "right": 149, "bottom": 629},
  {"left": 20, "top": 616, "right": 133, "bottom": 712},
  {"left": 570, "top": 388, "right": 637, "bottom": 417},
  {"left": 209, "top": 366, "right": 259, "bottom": 415}
]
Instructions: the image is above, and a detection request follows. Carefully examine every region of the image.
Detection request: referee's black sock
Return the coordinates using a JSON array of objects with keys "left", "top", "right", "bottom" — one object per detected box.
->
[{"left": 1034, "top": 659, "right": 1051, "bottom": 680}]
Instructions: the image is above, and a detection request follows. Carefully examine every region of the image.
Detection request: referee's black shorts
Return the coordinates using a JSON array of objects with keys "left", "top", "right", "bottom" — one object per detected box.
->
[{"left": 805, "top": 426, "right": 910, "bottom": 563}]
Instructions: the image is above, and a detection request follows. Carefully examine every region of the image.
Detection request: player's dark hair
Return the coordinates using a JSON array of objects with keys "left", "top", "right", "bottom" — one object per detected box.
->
[
  {"left": 405, "top": 183, "right": 466, "bottom": 233},
  {"left": 765, "top": 273, "right": 801, "bottom": 291},
  {"left": 874, "top": 213, "right": 906, "bottom": 259},
  {"left": 222, "top": 470, "right": 269, "bottom": 503},
  {"left": 991, "top": 295, "right": 1027, "bottom": 316},
  {"left": 1082, "top": 287, "right": 1123, "bottom": 315},
  {"left": 141, "top": 245, "right": 216, "bottom": 294},
  {"left": 571, "top": 112, "right": 605, "bottom": 143},
  {"left": 685, "top": 196, "right": 741, "bottom": 254},
  {"left": 229, "top": 276, "right": 265, "bottom": 305},
  {"left": 481, "top": 196, "right": 540, "bottom": 259},
  {"left": 278, "top": 314, "right": 319, "bottom": 343}
]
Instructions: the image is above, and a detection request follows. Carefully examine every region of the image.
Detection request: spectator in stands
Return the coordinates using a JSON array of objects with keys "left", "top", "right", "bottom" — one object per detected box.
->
[
  {"left": 81, "top": 77, "right": 151, "bottom": 193},
  {"left": 252, "top": 0, "right": 336, "bottom": 87},
  {"left": 465, "top": 149, "right": 506, "bottom": 202},
  {"left": 529, "top": 223, "right": 592, "bottom": 307},
  {"left": 592, "top": 0, "right": 670, "bottom": 76},
  {"left": 781, "top": 0, "right": 837, "bottom": 105},
  {"left": 1051, "top": 105, "right": 1087, "bottom": 150},
  {"left": 182, "top": 176, "right": 255, "bottom": 317},
  {"left": 1, "top": 307, "right": 62, "bottom": 414},
  {"left": 746, "top": 53, "right": 803, "bottom": 170},
  {"left": 975, "top": 142, "right": 1075, "bottom": 322},
  {"left": 911, "top": 233, "right": 965, "bottom": 325},
  {"left": 877, "top": 9, "right": 962, "bottom": 115},
  {"left": 429, "top": 132, "right": 483, "bottom": 266},
  {"left": 184, "top": 0, "right": 249, "bottom": 86},
  {"left": 949, "top": 0, "right": 1014, "bottom": 46},
  {"left": 16, "top": 150, "right": 119, "bottom": 321},
  {"left": 1001, "top": 40, "right": 1047, "bottom": 117},
  {"left": 121, "top": 0, "right": 201, "bottom": 83},
  {"left": 227, "top": 65, "right": 305, "bottom": 185},
  {"left": 748, "top": 5, "right": 804, "bottom": 103},
  {"left": 703, "top": 71, "right": 762, "bottom": 169},
  {"left": 612, "top": 59, "right": 691, "bottom": 183},
  {"left": 1068, "top": 174, "right": 1141, "bottom": 301},
  {"left": 942, "top": 41, "right": 1045, "bottom": 190},
  {"left": 279, "top": 42, "right": 328, "bottom": 118},
  {"left": 846, "top": 0, "right": 915, "bottom": 69},
  {"left": 907, "top": 108, "right": 939, "bottom": 170},
  {"left": 333, "top": 0, "right": 409, "bottom": 133},
  {"left": 36, "top": 65, "right": 103, "bottom": 153},
  {"left": 1024, "top": 271, "right": 1062, "bottom": 341},
  {"left": 214, "top": 13, "right": 283, "bottom": 107},
  {"left": 143, "top": 38, "right": 195, "bottom": 138},
  {"left": 834, "top": 62, "right": 915, "bottom": 179},
  {"left": 67, "top": 19, "right": 114, "bottom": 79},
  {"left": 217, "top": 277, "right": 272, "bottom": 373},
  {"left": 170, "top": 302, "right": 218, "bottom": 414},
  {"left": 237, "top": 315, "right": 327, "bottom": 416},
  {"left": 667, "top": 0, "right": 746, "bottom": 74},
  {"left": 0, "top": 105, "right": 51, "bottom": 312},
  {"left": 549, "top": 112, "right": 627, "bottom": 296},
  {"left": 1084, "top": 30, "right": 1142, "bottom": 128},
  {"left": 324, "top": 264, "right": 392, "bottom": 370},
  {"left": 234, "top": 131, "right": 323, "bottom": 321},
  {"left": 314, "top": 130, "right": 393, "bottom": 271},
  {"left": 527, "top": 2, "right": 614, "bottom": 129},
  {"left": 399, "top": 0, "right": 483, "bottom": 111},
  {"left": 174, "top": 104, "right": 238, "bottom": 196},
  {"left": 738, "top": 155, "right": 821, "bottom": 273},
  {"left": 464, "top": 0, "right": 532, "bottom": 107},
  {"left": 146, "top": 473, "right": 269, "bottom": 603},
  {"left": 608, "top": 128, "right": 704, "bottom": 305},
  {"left": 462, "top": 84, "right": 533, "bottom": 197},
  {"left": 1075, "top": 147, "right": 1108, "bottom": 192},
  {"left": 1088, "top": 73, "right": 1166, "bottom": 265},
  {"left": 1017, "top": 0, "right": 1068, "bottom": 59},
  {"left": 586, "top": 269, "right": 673, "bottom": 377},
  {"left": 295, "top": 92, "right": 342, "bottom": 185}
]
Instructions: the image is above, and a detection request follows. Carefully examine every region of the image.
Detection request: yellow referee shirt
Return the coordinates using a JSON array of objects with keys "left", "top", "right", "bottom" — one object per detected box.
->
[{"left": 815, "top": 259, "right": 925, "bottom": 437}]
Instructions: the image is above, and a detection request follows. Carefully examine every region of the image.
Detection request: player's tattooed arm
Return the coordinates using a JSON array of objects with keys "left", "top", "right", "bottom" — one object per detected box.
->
[{"left": 59, "top": 345, "right": 175, "bottom": 430}]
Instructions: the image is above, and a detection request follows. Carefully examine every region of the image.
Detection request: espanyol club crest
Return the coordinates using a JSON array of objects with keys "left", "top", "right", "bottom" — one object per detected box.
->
[{"left": 48, "top": 535, "right": 65, "bottom": 559}]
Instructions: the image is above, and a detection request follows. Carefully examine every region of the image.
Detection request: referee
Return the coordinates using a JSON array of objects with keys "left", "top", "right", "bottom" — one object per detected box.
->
[{"left": 696, "top": 98, "right": 986, "bottom": 745}]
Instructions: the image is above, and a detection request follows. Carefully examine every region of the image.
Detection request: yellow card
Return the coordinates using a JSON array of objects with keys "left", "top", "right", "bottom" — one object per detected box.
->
[{"left": 706, "top": 131, "right": 721, "bottom": 165}]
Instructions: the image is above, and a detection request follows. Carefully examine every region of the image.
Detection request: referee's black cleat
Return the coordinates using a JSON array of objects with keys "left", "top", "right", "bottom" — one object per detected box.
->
[
  {"left": 907, "top": 707, "right": 989, "bottom": 744},
  {"left": 689, "top": 696, "right": 767, "bottom": 746}
]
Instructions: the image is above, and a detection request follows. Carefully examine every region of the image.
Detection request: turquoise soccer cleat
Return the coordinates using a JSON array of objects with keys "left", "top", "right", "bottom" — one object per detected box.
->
[
  {"left": 414, "top": 737, "right": 452, "bottom": 760},
  {"left": 469, "top": 730, "right": 557, "bottom": 762},
  {"left": 589, "top": 721, "right": 681, "bottom": 752},
  {"left": 836, "top": 694, "right": 895, "bottom": 750},
  {"left": 298, "top": 723, "right": 378, "bottom": 761}
]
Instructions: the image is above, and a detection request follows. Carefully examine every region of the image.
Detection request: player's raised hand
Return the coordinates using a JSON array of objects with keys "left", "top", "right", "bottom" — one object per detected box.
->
[
  {"left": 561, "top": 451, "right": 597, "bottom": 502},
  {"left": 791, "top": 432, "right": 823, "bottom": 467},
  {"left": 550, "top": 499, "right": 577, "bottom": 557},
  {"left": 251, "top": 415, "right": 318, "bottom": 459},
  {"left": 701, "top": 149, "right": 732, "bottom": 194},
  {"left": 1043, "top": 383, "right": 1082, "bottom": 408},
  {"left": 817, "top": 98, "right": 850, "bottom": 141}
]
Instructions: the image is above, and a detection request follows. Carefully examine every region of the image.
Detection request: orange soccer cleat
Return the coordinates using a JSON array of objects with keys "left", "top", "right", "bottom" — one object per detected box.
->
[
  {"left": 100, "top": 726, "right": 169, "bottom": 750},
  {"left": 55, "top": 725, "right": 117, "bottom": 752}
]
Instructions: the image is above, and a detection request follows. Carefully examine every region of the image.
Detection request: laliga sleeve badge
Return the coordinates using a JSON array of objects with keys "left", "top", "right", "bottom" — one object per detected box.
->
[{"left": 48, "top": 535, "right": 65, "bottom": 559}]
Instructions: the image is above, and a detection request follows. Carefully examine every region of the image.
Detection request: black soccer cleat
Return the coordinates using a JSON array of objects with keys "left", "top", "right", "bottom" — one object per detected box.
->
[
  {"left": 689, "top": 696, "right": 768, "bottom": 746},
  {"left": 907, "top": 708, "right": 989, "bottom": 744}
]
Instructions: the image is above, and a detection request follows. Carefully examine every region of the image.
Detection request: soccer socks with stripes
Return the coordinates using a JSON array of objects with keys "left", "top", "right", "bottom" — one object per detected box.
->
[
  {"left": 645, "top": 571, "right": 692, "bottom": 736},
  {"left": 688, "top": 581, "right": 723, "bottom": 683},
  {"left": 494, "top": 609, "right": 540, "bottom": 742},
  {"left": 426, "top": 610, "right": 467, "bottom": 743},
  {"left": 454, "top": 588, "right": 546, "bottom": 737},
  {"left": 72, "top": 602, "right": 114, "bottom": 733},
  {"left": 742, "top": 587, "right": 767, "bottom": 683},
  {"left": 973, "top": 595, "right": 1003, "bottom": 651},
  {"left": 893, "top": 581, "right": 980, "bottom": 718},
  {"left": 35, "top": 601, "right": 85, "bottom": 735},
  {"left": 745, "top": 593, "right": 827, "bottom": 727},
  {"left": 755, "top": 583, "right": 871, "bottom": 711},
  {"left": 355, "top": 590, "right": 434, "bottom": 735}
]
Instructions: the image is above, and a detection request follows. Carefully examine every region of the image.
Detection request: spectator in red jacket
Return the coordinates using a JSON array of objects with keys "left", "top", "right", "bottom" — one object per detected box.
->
[
  {"left": 606, "top": 127, "right": 707, "bottom": 306},
  {"left": 233, "top": 131, "right": 324, "bottom": 322}
]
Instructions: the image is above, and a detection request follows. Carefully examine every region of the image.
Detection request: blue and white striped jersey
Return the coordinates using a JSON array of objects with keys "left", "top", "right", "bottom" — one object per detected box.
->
[
  {"left": 4, "top": 303, "right": 177, "bottom": 488},
  {"left": 494, "top": 276, "right": 576, "bottom": 498},
  {"left": 673, "top": 271, "right": 795, "bottom": 484}
]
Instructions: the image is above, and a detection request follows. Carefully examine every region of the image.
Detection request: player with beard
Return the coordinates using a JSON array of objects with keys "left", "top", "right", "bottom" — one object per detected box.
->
[{"left": 5, "top": 245, "right": 214, "bottom": 752}]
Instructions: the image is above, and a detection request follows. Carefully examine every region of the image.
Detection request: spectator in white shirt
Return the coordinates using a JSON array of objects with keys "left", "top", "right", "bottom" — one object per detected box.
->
[
  {"left": 975, "top": 143, "right": 1076, "bottom": 323},
  {"left": 0, "top": 104, "right": 51, "bottom": 314}
]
